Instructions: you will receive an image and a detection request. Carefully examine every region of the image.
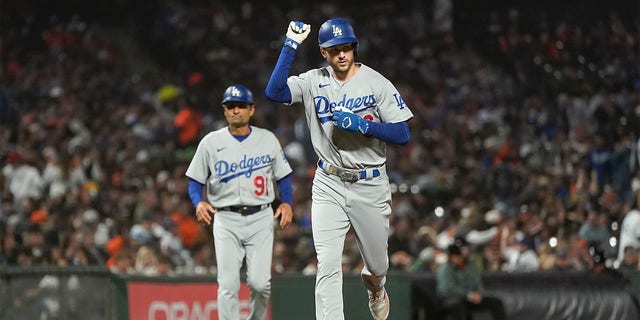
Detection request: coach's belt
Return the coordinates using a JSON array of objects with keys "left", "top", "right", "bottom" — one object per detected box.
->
[
  {"left": 219, "top": 204, "right": 270, "bottom": 216},
  {"left": 318, "top": 159, "right": 381, "bottom": 183}
]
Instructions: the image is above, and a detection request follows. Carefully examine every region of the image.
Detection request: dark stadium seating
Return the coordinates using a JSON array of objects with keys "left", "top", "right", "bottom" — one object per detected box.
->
[{"left": 411, "top": 271, "right": 639, "bottom": 320}]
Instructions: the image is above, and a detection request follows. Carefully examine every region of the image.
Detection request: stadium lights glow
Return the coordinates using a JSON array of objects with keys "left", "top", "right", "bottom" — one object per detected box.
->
[
  {"left": 434, "top": 207, "right": 444, "bottom": 218},
  {"left": 611, "top": 221, "right": 618, "bottom": 231},
  {"left": 609, "top": 237, "right": 617, "bottom": 248}
]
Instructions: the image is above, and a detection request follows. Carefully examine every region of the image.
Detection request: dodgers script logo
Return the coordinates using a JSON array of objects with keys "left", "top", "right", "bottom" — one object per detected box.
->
[
  {"left": 314, "top": 93, "right": 377, "bottom": 123},
  {"left": 214, "top": 154, "right": 272, "bottom": 182}
]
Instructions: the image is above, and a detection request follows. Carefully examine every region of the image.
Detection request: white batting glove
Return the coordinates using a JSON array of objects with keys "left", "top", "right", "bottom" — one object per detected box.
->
[{"left": 284, "top": 21, "right": 311, "bottom": 50}]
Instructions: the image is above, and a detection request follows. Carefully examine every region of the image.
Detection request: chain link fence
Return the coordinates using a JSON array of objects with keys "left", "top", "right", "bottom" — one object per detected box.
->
[{"left": 0, "top": 267, "right": 115, "bottom": 320}]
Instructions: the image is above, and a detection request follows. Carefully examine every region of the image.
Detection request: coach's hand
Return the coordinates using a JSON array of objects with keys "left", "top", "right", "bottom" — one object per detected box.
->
[
  {"left": 284, "top": 21, "right": 311, "bottom": 50},
  {"left": 195, "top": 201, "right": 215, "bottom": 225},
  {"left": 274, "top": 202, "right": 293, "bottom": 228},
  {"left": 333, "top": 108, "right": 370, "bottom": 134}
]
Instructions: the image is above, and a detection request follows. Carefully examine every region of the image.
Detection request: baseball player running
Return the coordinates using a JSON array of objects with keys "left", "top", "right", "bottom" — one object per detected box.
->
[
  {"left": 265, "top": 18, "right": 414, "bottom": 320},
  {"left": 186, "top": 84, "right": 294, "bottom": 320}
]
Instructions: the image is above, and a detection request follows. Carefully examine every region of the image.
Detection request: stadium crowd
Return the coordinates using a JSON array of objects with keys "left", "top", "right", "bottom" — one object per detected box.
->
[{"left": 1, "top": 1, "right": 638, "bottom": 300}]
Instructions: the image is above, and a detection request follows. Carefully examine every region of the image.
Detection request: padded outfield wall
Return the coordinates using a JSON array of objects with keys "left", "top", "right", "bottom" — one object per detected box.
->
[{"left": 0, "top": 267, "right": 637, "bottom": 320}]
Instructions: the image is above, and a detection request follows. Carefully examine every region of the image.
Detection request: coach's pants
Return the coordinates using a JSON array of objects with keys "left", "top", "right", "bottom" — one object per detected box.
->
[{"left": 214, "top": 208, "right": 274, "bottom": 320}]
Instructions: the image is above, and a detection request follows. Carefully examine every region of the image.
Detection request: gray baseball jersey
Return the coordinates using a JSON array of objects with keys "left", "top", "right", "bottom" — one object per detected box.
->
[
  {"left": 286, "top": 63, "right": 414, "bottom": 168},
  {"left": 186, "top": 125, "right": 292, "bottom": 320},
  {"left": 285, "top": 63, "right": 413, "bottom": 320},
  {"left": 185, "top": 126, "right": 292, "bottom": 207}
]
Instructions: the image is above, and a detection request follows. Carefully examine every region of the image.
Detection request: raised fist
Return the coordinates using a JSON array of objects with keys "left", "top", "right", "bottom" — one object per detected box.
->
[{"left": 284, "top": 21, "right": 311, "bottom": 50}]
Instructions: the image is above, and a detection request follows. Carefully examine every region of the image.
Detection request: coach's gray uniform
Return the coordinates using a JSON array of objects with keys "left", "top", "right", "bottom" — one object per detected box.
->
[
  {"left": 186, "top": 126, "right": 292, "bottom": 320},
  {"left": 287, "top": 64, "right": 414, "bottom": 319}
]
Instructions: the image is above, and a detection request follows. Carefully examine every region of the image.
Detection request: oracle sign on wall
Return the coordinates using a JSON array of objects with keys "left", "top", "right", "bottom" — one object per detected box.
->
[{"left": 127, "top": 282, "right": 270, "bottom": 320}]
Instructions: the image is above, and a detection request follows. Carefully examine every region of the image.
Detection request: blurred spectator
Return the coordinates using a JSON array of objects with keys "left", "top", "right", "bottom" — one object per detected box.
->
[
  {"left": 481, "top": 243, "right": 505, "bottom": 272},
  {"left": 410, "top": 224, "right": 440, "bottom": 272},
  {"left": 436, "top": 242, "right": 506, "bottom": 320},
  {"left": 173, "top": 101, "right": 203, "bottom": 148},
  {"left": 170, "top": 200, "right": 204, "bottom": 249},
  {"left": 2, "top": 152, "right": 43, "bottom": 211},
  {"left": 23, "top": 224, "right": 51, "bottom": 265},
  {"left": 536, "top": 244, "right": 556, "bottom": 270},
  {"left": 110, "top": 250, "right": 135, "bottom": 274},
  {"left": 129, "top": 213, "right": 158, "bottom": 247},
  {"left": 157, "top": 253, "right": 175, "bottom": 277},
  {"left": 389, "top": 216, "right": 417, "bottom": 271},
  {"left": 587, "top": 246, "right": 626, "bottom": 285},
  {"left": 574, "top": 238, "right": 597, "bottom": 271},
  {"left": 134, "top": 245, "right": 159, "bottom": 276},
  {"left": 301, "top": 254, "right": 318, "bottom": 276},
  {"left": 549, "top": 245, "right": 578, "bottom": 271},
  {"left": 41, "top": 147, "right": 67, "bottom": 200},
  {"left": 616, "top": 246, "right": 640, "bottom": 305},
  {"left": 587, "top": 134, "right": 613, "bottom": 190},
  {"left": 411, "top": 247, "right": 438, "bottom": 272},
  {"left": 456, "top": 207, "right": 500, "bottom": 249},
  {"left": 578, "top": 209, "right": 611, "bottom": 246},
  {"left": 1, "top": 228, "right": 20, "bottom": 265},
  {"left": 187, "top": 242, "right": 216, "bottom": 275},
  {"left": 503, "top": 234, "right": 540, "bottom": 272},
  {"left": 272, "top": 240, "right": 295, "bottom": 274},
  {"left": 79, "top": 229, "right": 108, "bottom": 265},
  {"left": 159, "top": 217, "right": 189, "bottom": 267}
]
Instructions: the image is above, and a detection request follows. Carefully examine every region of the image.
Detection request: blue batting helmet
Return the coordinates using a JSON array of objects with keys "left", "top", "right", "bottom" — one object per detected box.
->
[
  {"left": 221, "top": 84, "right": 254, "bottom": 105},
  {"left": 318, "top": 18, "right": 358, "bottom": 49}
]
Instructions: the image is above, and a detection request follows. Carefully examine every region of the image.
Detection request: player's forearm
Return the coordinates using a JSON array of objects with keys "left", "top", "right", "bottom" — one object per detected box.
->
[
  {"left": 276, "top": 174, "right": 293, "bottom": 206},
  {"left": 188, "top": 178, "right": 205, "bottom": 207},
  {"left": 366, "top": 121, "right": 410, "bottom": 145},
  {"left": 265, "top": 47, "right": 296, "bottom": 103}
]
